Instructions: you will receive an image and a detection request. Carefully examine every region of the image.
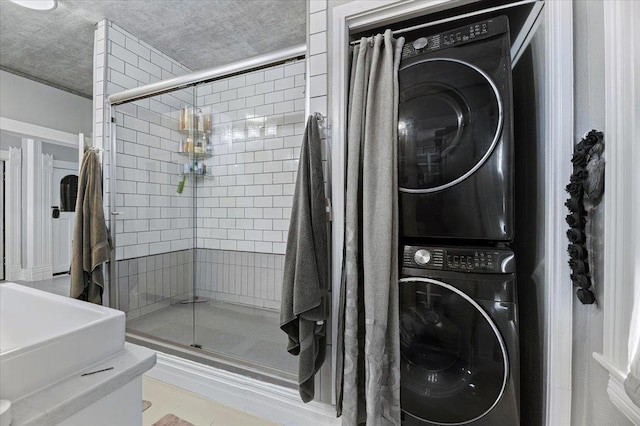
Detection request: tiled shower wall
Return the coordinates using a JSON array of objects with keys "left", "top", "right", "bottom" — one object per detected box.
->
[
  {"left": 116, "top": 250, "right": 193, "bottom": 320},
  {"left": 117, "top": 249, "right": 283, "bottom": 315},
  {"left": 113, "top": 96, "right": 195, "bottom": 261},
  {"left": 95, "top": 19, "right": 196, "bottom": 315},
  {"left": 95, "top": 20, "right": 325, "bottom": 314},
  {"left": 195, "top": 249, "right": 284, "bottom": 311},
  {"left": 191, "top": 60, "right": 305, "bottom": 307},
  {"left": 194, "top": 60, "right": 306, "bottom": 255},
  {"left": 95, "top": 20, "right": 195, "bottom": 262},
  {"left": 94, "top": 19, "right": 193, "bottom": 226}
]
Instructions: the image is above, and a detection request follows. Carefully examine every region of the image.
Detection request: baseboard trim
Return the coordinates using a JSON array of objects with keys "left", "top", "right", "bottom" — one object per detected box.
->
[
  {"left": 593, "top": 352, "right": 640, "bottom": 425},
  {"left": 6, "top": 265, "right": 23, "bottom": 281},
  {"left": 146, "top": 351, "right": 340, "bottom": 426},
  {"left": 21, "top": 265, "right": 53, "bottom": 281}
]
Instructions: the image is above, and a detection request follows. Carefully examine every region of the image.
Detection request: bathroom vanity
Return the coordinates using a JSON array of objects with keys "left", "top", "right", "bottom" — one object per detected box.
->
[{"left": 0, "top": 283, "right": 156, "bottom": 425}]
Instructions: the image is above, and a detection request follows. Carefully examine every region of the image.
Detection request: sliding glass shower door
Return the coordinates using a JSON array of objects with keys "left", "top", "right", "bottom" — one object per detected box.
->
[
  {"left": 111, "top": 87, "right": 198, "bottom": 347},
  {"left": 190, "top": 60, "right": 306, "bottom": 375},
  {"left": 109, "top": 57, "right": 307, "bottom": 381}
]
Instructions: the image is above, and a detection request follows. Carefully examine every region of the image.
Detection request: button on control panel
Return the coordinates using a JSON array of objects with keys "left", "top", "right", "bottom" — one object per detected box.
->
[
  {"left": 442, "top": 22, "right": 489, "bottom": 46},
  {"left": 412, "top": 37, "right": 429, "bottom": 51},
  {"left": 414, "top": 249, "right": 431, "bottom": 265}
]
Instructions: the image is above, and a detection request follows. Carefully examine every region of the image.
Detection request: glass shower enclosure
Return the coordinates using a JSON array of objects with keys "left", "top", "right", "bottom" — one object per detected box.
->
[{"left": 107, "top": 46, "right": 306, "bottom": 382}]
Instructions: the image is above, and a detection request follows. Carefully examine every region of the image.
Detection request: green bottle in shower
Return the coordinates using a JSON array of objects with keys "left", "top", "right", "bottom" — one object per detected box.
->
[{"left": 177, "top": 174, "right": 186, "bottom": 194}]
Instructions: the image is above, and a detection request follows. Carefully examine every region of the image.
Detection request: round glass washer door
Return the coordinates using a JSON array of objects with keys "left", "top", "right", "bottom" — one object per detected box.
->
[
  {"left": 398, "top": 58, "right": 503, "bottom": 193},
  {"left": 399, "top": 277, "right": 508, "bottom": 425}
]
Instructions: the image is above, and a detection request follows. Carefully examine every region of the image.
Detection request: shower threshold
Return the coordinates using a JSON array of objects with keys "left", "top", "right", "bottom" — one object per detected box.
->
[{"left": 125, "top": 332, "right": 296, "bottom": 389}]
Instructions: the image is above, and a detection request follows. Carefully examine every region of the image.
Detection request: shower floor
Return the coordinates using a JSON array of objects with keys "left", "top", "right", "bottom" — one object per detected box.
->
[{"left": 127, "top": 300, "right": 297, "bottom": 375}]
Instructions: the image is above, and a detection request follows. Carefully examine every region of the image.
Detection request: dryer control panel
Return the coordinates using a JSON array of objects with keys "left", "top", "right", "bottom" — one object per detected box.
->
[
  {"left": 403, "top": 245, "right": 515, "bottom": 274},
  {"left": 401, "top": 16, "right": 509, "bottom": 59}
]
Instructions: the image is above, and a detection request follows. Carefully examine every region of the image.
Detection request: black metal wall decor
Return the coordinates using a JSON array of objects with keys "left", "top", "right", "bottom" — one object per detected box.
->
[{"left": 565, "top": 130, "right": 605, "bottom": 305}]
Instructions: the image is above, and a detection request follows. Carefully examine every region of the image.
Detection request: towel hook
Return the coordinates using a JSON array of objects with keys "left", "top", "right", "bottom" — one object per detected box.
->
[{"left": 313, "top": 112, "right": 324, "bottom": 123}]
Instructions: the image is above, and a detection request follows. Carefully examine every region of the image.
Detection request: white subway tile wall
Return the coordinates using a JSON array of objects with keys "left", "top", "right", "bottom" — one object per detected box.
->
[
  {"left": 117, "top": 250, "right": 193, "bottom": 319},
  {"left": 114, "top": 97, "right": 196, "bottom": 261},
  {"left": 308, "top": 0, "right": 329, "bottom": 208},
  {"left": 96, "top": 20, "right": 195, "bottom": 262},
  {"left": 94, "top": 19, "right": 326, "bottom": 313},
  {"left": 194, "top": 60, "right": 307, "bottom": 255},
  {"left": 195, "top": 249, "right": 284, "bottom": 311},
  {"left": 94, "top": 20, "right": 108, "bottom": 219}
]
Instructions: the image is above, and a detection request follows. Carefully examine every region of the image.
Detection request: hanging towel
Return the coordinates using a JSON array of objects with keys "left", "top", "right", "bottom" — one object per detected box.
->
[
  {"left": 280, "top": 115, "right": 328, "bottom": 403},
  {"left": 70, "top": 149, "right": 111, "bottom": 305}
]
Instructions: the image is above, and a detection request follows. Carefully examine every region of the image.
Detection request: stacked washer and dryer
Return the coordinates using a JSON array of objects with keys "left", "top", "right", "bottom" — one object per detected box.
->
[{"left": 397, "top": 16, "right": 519, "bottom": 425}]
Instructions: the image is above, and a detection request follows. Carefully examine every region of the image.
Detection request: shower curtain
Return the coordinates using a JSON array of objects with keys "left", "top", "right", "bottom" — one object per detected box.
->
[{"left": 337, "top": 30, "right": 405, "bottom": 426}]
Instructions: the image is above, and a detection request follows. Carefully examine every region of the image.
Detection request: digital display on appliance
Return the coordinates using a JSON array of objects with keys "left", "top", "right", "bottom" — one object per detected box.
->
[{"left": 444, "top": 250, "right": 499, "bottom": 271}]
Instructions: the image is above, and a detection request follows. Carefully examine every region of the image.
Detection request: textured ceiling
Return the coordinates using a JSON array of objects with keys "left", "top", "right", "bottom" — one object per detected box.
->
[{"left": 0, "top": 0, "right": 306, "bottom": 99}]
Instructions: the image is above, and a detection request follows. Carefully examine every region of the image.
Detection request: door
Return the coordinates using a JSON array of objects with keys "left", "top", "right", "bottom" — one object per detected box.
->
[
  {"left": 399, "top": 277, "right": 508, "bottom": 425},
  {"left": 52, "top": 167, "right": 77, "bottom": 274},
  {"left": 398, "top": 58, "right": 503, "bottom": 193}
]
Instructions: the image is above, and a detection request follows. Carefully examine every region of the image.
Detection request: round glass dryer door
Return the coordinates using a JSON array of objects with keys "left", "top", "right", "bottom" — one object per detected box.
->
[
  {"left": 399, "top": 277, "right": 508, "bottom": 425},
  {"left": 398, "top": 59, "right": 503, "bottom": 193}
]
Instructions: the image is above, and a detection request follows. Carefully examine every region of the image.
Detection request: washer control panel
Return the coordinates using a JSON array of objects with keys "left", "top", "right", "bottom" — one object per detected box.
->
[
  {"left": 403, "top": 245, "right": 515, "bottom": 274},
  {"left": 401, "top": 16, "right": 509, "bottom": 59}
]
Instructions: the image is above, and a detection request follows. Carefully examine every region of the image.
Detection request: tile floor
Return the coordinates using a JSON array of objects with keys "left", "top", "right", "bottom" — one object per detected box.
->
[
  {"left": 142, "top": 376, "right": 279, "bottom": 426},
  {"left": 13, "top": 274, "right": 71, "bottom": 297},
  {"left": 128, "top": 300, "right": 296, "bottom": 375}
]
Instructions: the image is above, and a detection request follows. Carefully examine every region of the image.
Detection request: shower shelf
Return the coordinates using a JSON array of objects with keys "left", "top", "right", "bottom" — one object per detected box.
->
[
  {"left": 177, "top": 171, "right": 214, "bottom": 179},
  {"left": 177, "top": 151, "right": 213, "bottom": 161}
]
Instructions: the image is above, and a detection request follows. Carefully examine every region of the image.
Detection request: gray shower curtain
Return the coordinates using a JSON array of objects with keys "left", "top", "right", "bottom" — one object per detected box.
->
[{"left": 337, "top": 29, "right": 405, "bottom": 426}]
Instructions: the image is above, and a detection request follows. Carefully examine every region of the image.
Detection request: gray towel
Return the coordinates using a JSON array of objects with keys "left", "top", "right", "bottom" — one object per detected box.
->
[
  {"left": 280, "top": 115, "right": 328, "bottom": 403},
  {"left": 70, "top": 150, "right": 111, "bottom": 305}
]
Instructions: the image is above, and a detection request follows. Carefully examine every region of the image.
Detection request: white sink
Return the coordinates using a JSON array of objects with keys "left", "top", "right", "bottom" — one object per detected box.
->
[
  {"left": 0, "top": 282, "right": 125, "bottom": 401},
  {"left": 0, "top": 399, "right": 11, "bottom": 426}
]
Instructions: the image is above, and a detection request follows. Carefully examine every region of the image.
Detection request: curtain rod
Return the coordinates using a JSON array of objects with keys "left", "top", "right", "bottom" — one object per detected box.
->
[
  {"left": 349, "top": 0, "right": 539, "bottom": 45},
  {"left": 108, "top": 44, "right": 306, "bottom": 105}
]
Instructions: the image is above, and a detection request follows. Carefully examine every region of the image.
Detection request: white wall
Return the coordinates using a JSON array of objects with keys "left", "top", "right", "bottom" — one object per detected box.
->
[
  {"left": 570, "top": 1, "right": 632, "bottom": 425},
  {"left": 0, "top": 131, "right": 22, "bottom": 151},
  {"left": 42, "top": 142, "right": 79, "bottom": 163},
  {"left": 0, "top": 70, "right": 92, "bottom": 135},
  {"left": 0, "top": 69, "right": 89, "bottom": 282}
]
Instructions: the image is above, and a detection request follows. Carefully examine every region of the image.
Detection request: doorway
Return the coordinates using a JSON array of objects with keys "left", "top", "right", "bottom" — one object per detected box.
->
[{"left": 51, "top": 166, "right": 77, "bottom": 275}]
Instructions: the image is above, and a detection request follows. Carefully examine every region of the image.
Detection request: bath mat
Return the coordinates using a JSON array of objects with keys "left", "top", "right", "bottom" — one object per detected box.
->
[
  {"left": 142, "top": 400, "right": 152, "bottom": 412},
  {"left": 151, "top": 413, "right": 195, "bottom": 426}
]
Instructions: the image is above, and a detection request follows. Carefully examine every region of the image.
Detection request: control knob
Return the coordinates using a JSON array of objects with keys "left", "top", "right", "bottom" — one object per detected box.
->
[
  {"left": 413, "top": 37, "right": 429, "bottom": 51},
  {"left": 414, "top": 249, "right": 431, "bottom": 266}
]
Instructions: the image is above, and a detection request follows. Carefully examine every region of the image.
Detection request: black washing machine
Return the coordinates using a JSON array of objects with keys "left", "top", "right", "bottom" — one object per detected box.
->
[
  {"left": 400, "top": 245, "right": 519, "bottom": 425},
  {"left": 398, "top": 16, "right": 514, "bottom": 241}
]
